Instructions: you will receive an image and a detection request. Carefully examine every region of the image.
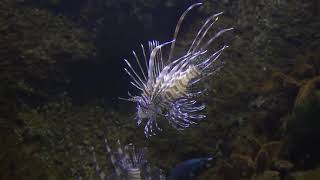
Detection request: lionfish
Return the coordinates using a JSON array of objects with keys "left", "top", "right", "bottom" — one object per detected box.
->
[
  {"left": 122, "top": 3, "right": 233, "bottom": 137},
  {"left": 90, "top": 139, "right": 165, "bottom": 180}
]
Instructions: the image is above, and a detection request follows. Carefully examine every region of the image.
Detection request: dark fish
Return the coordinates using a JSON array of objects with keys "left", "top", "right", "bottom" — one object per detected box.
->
[{"left": 169, "top": 157, "right": 215, "bottom": 180}]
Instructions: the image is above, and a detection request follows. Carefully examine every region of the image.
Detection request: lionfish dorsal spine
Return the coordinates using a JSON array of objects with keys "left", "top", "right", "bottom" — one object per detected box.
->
[
  {"left": 147, "top": 40, "right": 174, "bottom": 87},
  {"left": 168, "top": 2, "right": 203, "bottom": 61}
]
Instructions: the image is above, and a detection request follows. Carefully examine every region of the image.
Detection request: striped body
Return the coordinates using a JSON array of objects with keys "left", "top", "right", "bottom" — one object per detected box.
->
[
  {"left": 122, "top": 3, "right": 233, "bottom": 137},
  {"left": 91, "top": 139, "right": 164, "bottom": 180},
  {"left": 127, "top": 168, "right": 142, "bottom": 180},
  {"left": 157, "top": 65, "right": 201, "bottom": 102}
]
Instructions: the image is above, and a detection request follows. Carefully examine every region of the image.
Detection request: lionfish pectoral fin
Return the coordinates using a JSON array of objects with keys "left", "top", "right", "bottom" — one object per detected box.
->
[
  {"left": 135, "top": 114, "right": 142, "bottom": 126},
  {"left": 166, "top": 99, "right": 205, "bottom": 130},
  {"left": 143, "top": 116, "right": 162, "bottom": 137},
  {"left": 196, "top": 45, "right": 228, "bottom": 73}
]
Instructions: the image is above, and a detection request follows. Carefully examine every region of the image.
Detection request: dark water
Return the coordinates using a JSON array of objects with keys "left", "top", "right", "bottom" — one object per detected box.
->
[{"left": 0, "top": 0, "right": 319, "bottom": 179}]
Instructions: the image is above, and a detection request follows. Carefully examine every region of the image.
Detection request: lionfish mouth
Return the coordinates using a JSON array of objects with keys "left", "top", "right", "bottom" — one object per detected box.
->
[{"left": 121, "top": 3, "right": 233, "bottom": 137}]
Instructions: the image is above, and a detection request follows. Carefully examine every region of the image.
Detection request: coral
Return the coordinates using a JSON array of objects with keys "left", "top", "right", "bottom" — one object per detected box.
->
[
  {"left": 0, "top": 0, "right": 94, "bottom": 116},
  {"left": 0, "top": 127, "right": 63, "bottom": 180},
  {"left": 277, "top": 49, "right": 320, "bottom": 169},
  {"left": 15, "top": 98, "right": 140, "bottom": 179},
  {"left": 292, "top": 63, "right": 317, "bottom": 80},
  {"left": 208, "top": 136, "right": 289, "bottom": 180},
  {"left": 257, "top": 71, "right": 301, "bottom": 94},
  {"left": 223, "top": 154, "right": 255, "bottom": 179},
  {"left": 285, "top": 84, "right": 320, "bottom": 168},
  {"left": 294, "top": 76, "right": 320, "bottom": 107},
  {"left": 254, "top": 170, "right": 280, "bottom": 180},
  {"left": 288, "top": 168, "right": 320, "bottom": 180},
  {"left": 249, "top": 47, "right": 320, "bottom": 141}
]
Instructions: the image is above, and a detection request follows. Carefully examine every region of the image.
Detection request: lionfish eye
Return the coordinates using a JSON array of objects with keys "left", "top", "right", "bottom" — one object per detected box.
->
[
  {"left": 138, "top": 100, "right": 147, "bottom": 108},
  {"left": 137, "top": 102, "right": 146, "bottom": 113}
]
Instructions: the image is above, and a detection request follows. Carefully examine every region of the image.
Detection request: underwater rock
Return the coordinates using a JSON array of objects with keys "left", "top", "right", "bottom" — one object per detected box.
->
[
  {"left": 292, "top": 63, "right": 317, "bottom": 80},
  {"left": 257, "top": 72, "right": 301, "bottom": 94},
  {"left": 300, "top": 48, "right": 320, "bottom": 76},
  {"left": 285, "top": 80, "right": 320, "bottom": 168},
  {"left": 288, "top": 168, "right": 320, "bottom": 180},
  {"left": 272, "top": 160, "right": 294, "bottom": 179},
  {"left": 0, "top": 127, "right": 62, "bottom": 180},
  {"left": 272, "top": 160, "right": 294, "bottom": 172},
  {"left": 0, "top": 0, "right": 94, "bottom": 114},
  {"left": 216, "top": 136, "right": 287, "bottom": 180},
  {"left": 255, "top": 148, "right": 270, "bottom": 175},
  {"left": 294, "top": 76, "right": 320, "bottom": 107},
  {"left": 254, "top": 170, "right": 280, "bottom": 180},
  {"left": 219, "top": 154, "right": 256, "bottom": 180},
  {"left": 232, "top": 137, "right": 283, "bottom": 162}
]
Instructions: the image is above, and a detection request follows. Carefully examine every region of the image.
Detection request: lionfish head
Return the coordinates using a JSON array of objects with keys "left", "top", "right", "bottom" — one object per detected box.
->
[{"left": 135, "top": 96, "right": 161, "bottom": 126}]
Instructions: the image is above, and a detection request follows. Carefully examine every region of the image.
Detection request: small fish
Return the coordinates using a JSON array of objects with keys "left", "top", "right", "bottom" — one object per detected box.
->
[
  {"left": 121, "top": 3, "right": 233, "bottom": 137},
  {"left": 169, "top": 157, "right": 215, "bottom": 180}
]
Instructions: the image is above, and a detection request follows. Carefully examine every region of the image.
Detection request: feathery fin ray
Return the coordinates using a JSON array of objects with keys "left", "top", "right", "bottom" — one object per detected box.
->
[{"left": 121, "top": 3, "right": 233, "bottom": 137}]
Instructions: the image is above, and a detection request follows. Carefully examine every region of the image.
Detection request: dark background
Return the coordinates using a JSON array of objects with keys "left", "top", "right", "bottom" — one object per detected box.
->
[{"left": 49, "top": 0, "right": 199, "bottom": 105}]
